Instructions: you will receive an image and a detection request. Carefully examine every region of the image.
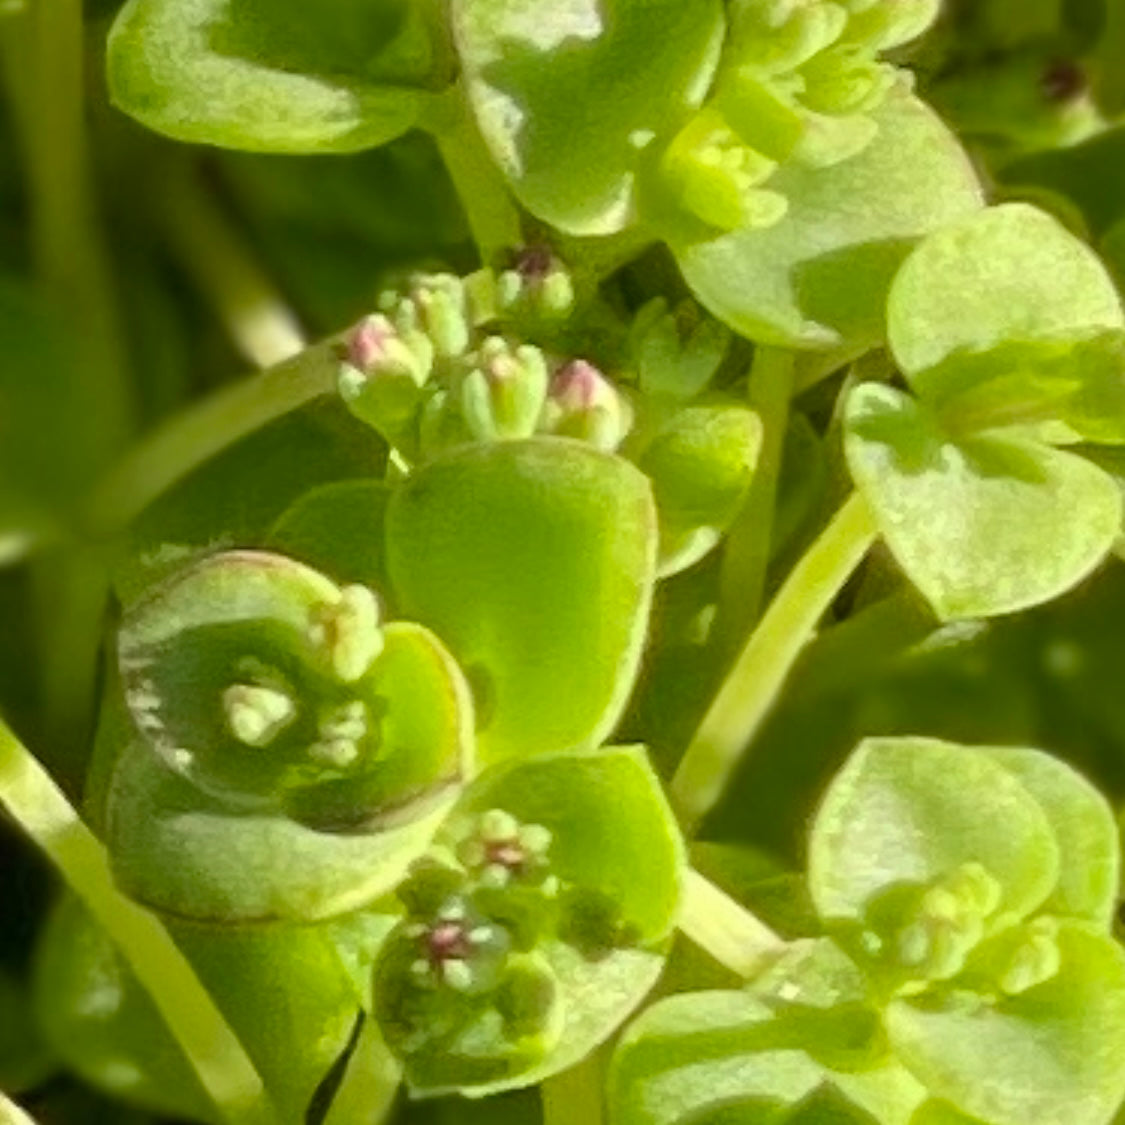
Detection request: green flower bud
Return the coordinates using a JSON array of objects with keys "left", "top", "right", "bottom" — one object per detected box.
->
[
  {"left": 495, "top": 246, "right": 577, "bottom": 323},
  {"left": 458, "top": 337, "right": 550, "bottom": 443},
  {"left": 383, "top": 272, "right": 472, "bottom": 359},
  {"left": 630, "top": 298, "right": 732, "bottom": 400},
  {"left": 542, "top": 359, "right": 633, "bottom": 452},
  {"left": 222, "top": 682, "right": 297, "bottom": 748},
  {"left": 997, "top": 918, "right": 1062, "bottom": 997},
  {"left": 660, "top": 107, "right": 786, "bottom": 232},
  {"left": 308, "top": 584, "right": 384, "bottom": 683}
]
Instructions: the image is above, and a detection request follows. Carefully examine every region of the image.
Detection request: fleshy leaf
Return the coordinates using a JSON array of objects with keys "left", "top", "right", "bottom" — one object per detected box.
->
[
  {"left": 452, "top": 0, "right": 726, "bottom": 235},
  {"left": 267, "top": 479, "right": 391, "bottom": 591},
  {"left": 981, "top": 748, "right": 1119, "bottom": 926},
  {"left": 385, "top": 438, "right": 658, "bottom": 764},
  {"left": 636, "top": 403, "right": 763, "bottom": 576},
  {"left": 808, "top": 737, "right": 1059, "bottom": 927},
  {"left": 107, "top": 0, "right": 435, "bottom": 152},
  {"left": 844, "top": 383, "right": 1121, "bottom": 620},
  {"left": 887, "top": 203, "right": 1124, "bottom": 378},
  {"left": 671, "top": 91, "right": 982, "bottom": 349},
  {"left": 885, "top": 924, "right": 1125, "bottom": 1125}
]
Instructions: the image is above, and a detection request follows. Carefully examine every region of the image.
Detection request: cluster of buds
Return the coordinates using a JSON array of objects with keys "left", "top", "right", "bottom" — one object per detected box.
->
[
  {"left": 656, "top": 0, "right": 940, "bottom": 232},
  {"left": 493, "top": 246, "right": 577, "bottom": 324}
]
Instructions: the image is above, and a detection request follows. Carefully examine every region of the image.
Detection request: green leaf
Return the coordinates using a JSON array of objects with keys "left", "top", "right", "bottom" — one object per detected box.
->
[
  {"left": 0, "top": 968, "right": 54, "bottom": 1095},
  {"left": 452, "top": 0, "right": 726, "bottom": 235},
  {"left": 808, "top": 737, "right": 1060, "bottom": 927},
  {"left": 105, "top": 731, "right": 459, "bottom": 922},
  {"left": 385, "top": 438, "right": 658, "bottom": 764},
  {"left": 636, "top": 403, "right": 763, "bottom": 576},
  {"left": 844, "top": 383, "right": 1122, "bottom": 620},
  {"left": 267, "top": 479, "right": 391, "bottom": 590},
  {"left": 981, "top": 748, "right": 1119, "bottom": 927},
  {"left": 887, "top": 203, "right": 1124, "bottom": 378},
  {"left": 885, "top": 924, "right": 1125, "bottom": 1125},
  {"left": 107, "top": 0, "right": 436, "bottom": 152},
  {"left": 671, "top": 91, "right": 982, "bottom": 349},
  {"left": 608, "top": 985, "right": 926, "bottom": 1125}
]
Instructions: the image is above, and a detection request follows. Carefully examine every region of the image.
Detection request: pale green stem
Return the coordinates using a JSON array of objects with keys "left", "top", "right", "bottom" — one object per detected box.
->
[
  {"left": 672, "top": 492, "right": 879, "bottom": 831},
  {"left": 323, "top": 1018, "right": 401, "bottom": 1125},
  {"left": 0, "top": 1092, "right": 37, "bottom": 1125},
  {"left": 427, "top": 88, "right": 523, "bottom": 261},
  {"left": 154, "top": 159, "right": 306, "bottom": 369},
  {"left": 85, "top": 338, "right": 341, "bottom": 536},
  {"left": 679, "top": 869, "right": 787, "bottom": 980},
  {"left": 717, "top": 347, "right": 795, "bottom": 657},
  {"left": 0, "top": 719, "right": 277, "bottom": 1125},
  {"left": 542, "top": 1051, "right": 606, "bottom": 1125}
]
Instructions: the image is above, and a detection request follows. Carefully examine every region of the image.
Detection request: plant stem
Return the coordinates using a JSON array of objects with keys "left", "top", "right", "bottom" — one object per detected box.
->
[
  {"left": 679, "top": 869, "right": 787, "bottom": 980},
  {"left": 323, "top": 1018, "right": 400, "bottom": 1125},
  {"left": 716, "top": 347, "right": 794, "bottom": 657},
  {"left": 427, "top": 88, "right": 523, "bottom": 261},
  {"left": 542, "top": 1052, "right": 605, "bottom": 1125},
  {"left": 85, "top": 338, "right": 341, "bottom": 536},
  {"left": 0, "top": 719, "right": 277, "bottom": 1125},
  {"left": 671, "top": 492, "right": 879, "bottom": 831},
  {"left": 154, "top": 158, "right": 306, "bottom": 369}
]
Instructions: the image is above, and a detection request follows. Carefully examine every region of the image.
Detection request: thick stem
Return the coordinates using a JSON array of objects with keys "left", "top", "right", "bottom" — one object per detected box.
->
[
  {"left": 323, "top": 1018, "right": 400, "bottom": 1125},
  {"left": 542, "top": 1052, "right": 605, "bottom": 1125},
  {"left": 427, "top": 89, "right": 523, "bottom": 262},
  {"left": 0, "top": 719, "right": 277, "bottom": 1125},
  {"left": 679, "top": 869, "right": 787, "bottom": 980},
  {"left": 672, "top": 492, "right": 879, "bottom": 831},
  {"left": 716, "top": 347, "right": 795, "bottom": 657},
  {"left": 154, "top": 159, "right": 306, "bottom": 369},
  {"left": 85, "top": 339, "right": 340, "bottom": 536}
]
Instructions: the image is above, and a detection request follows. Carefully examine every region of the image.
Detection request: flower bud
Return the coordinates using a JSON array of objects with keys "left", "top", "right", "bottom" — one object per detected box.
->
[
  {"left": 495, "top": 246, "right": 577, "bottom": 323},
  {"left": 222, "top": 682, "right": 297, "bottom": 748},
  {"left": 308, "top": 584, "right": 384, "bottom": 683},
  {"left": 542, "top": 359, "right": 633, "bottom": 452},
  {"left": 997, "top": 918, "right": 1062, "bottom": 997},
  {"left": 338, "top": 314, "right": 432, "bottom": 446},
  {"left": 459, "top": 337, "right": 549, "bottom": 443},
  {"left": 383, "top": 272, "right": 472, "bottom": 359},
  {"left": 660, "top": 107, "right": 787, "bottom": 232}
]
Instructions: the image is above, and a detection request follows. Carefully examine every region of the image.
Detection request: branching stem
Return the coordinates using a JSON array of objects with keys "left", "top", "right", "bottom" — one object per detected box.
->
[
  {"left": 672, "top": 492, "right": 879, "bottom": 831},
  {"left": 0, "top": 719, "right": 277, "bottom": 1125}
]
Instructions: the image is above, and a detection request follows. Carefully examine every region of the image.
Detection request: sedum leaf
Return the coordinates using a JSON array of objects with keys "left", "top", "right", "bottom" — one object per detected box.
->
[
  {"left": 671, "top": 91, "right": 982, "bottom": 349},
  {"left": 107, "top": 0, "right": 437, "bottom": 152},
  {"left": 887, "top": 203, "right": 1124, "bottom": 378},
  {"left": 807, "top": 737, "right": 1059, "bottom": 928},
  {"left": 844, "top": 383, "right": 1121, "bottom": 620},
  {"left": 385, "top": 438, "right": 658, "bottom": 764},
  {"left": 452, "top": 0, "right": 726, "bottom": 235}
]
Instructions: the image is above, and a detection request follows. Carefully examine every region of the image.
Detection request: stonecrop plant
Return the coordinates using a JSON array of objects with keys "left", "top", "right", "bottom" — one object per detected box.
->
[{"left": 9, "top": 1, "right": 1125, "bottom": 1124}]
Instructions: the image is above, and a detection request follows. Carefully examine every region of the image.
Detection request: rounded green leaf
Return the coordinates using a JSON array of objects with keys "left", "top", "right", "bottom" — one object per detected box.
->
[
  {"left": 452, "top": 0, "right": 726, "bottom": 235},
  {"left": 106, "top": 732, "right": 458, "bottom": 922},
  {"left": 107, "top": 0, "right": 433, "bottom": 152},
  {"left": 982, "top": 747, "right": 1119, "bottom": 927},
  {"left": 267, "top": 479, "right": 391, "bottom": 590},
  {"left": 844, "top": 383, "right": 1122, "bottom": 620},
  {"left": 887, "top": 203, "right": 1125, "bottom": 379},
  {"left": 385, "top": 438, "right": 658, "bottom": 764},
  {"left": 671, "top": 91, "right": 982, "bottom": 349},
  {"left": 886, "top": 924, "right": 1125, "bottom": 1125},
  {"left": 808, "top": 737, "right": 1060, "bottom": 926},
  {"left": 637, "top": 403, "right": 763, "bottom": 577}
]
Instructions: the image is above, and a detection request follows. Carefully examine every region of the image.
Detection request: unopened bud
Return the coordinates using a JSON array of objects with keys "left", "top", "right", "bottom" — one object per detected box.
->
[
  {"left": 496, "top": 246, "right": 576, "bottom": 322},
  {"left": 543, "top": 359, "right": 633, "bottom": 452},
  {"left": 309, "top": 585, "right": 384, "bottom": 683},
  {"left": 384, "top": 273, "right": 472, "bottom": 359},
  {"left": 998, "top": 918, "right": 1061, "bottom": 996},
  {"left": 459, "top": 337, "right": 549, "bottom": 443},
  {"left": 223, "top": 683, "right": 296, "bottom": 748}
]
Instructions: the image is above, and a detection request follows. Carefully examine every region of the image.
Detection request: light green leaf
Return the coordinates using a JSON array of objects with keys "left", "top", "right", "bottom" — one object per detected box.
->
[
  {"left": 452, "top": 0, "right": 726, "bottom": 235},
  {"left": 637, "top": 403, "right": 763, "bottom": 576},
  {"left": 107, "top": 0, "right": 434, "bottom": 152},
  {"left": 886, "top": 924, "right": 1125, "bottom": 1125},
  {"left": 385, "top": 438, "right": 658, "bottom": 764},
  {"left": 671, "top": 91, "right": 982, "bottom": 349},
  {"left": 844, "top": 383, "right": 1121, "bottom": 620},
  {"left": 808, "top": 737, "right": 1059, "bottom": 926},
  {"left": 981, "top": 748, "right": 1120, "bottom": 927},
  {"left": 887, "top": 203, "right": 1124, "bottom": 378}
]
